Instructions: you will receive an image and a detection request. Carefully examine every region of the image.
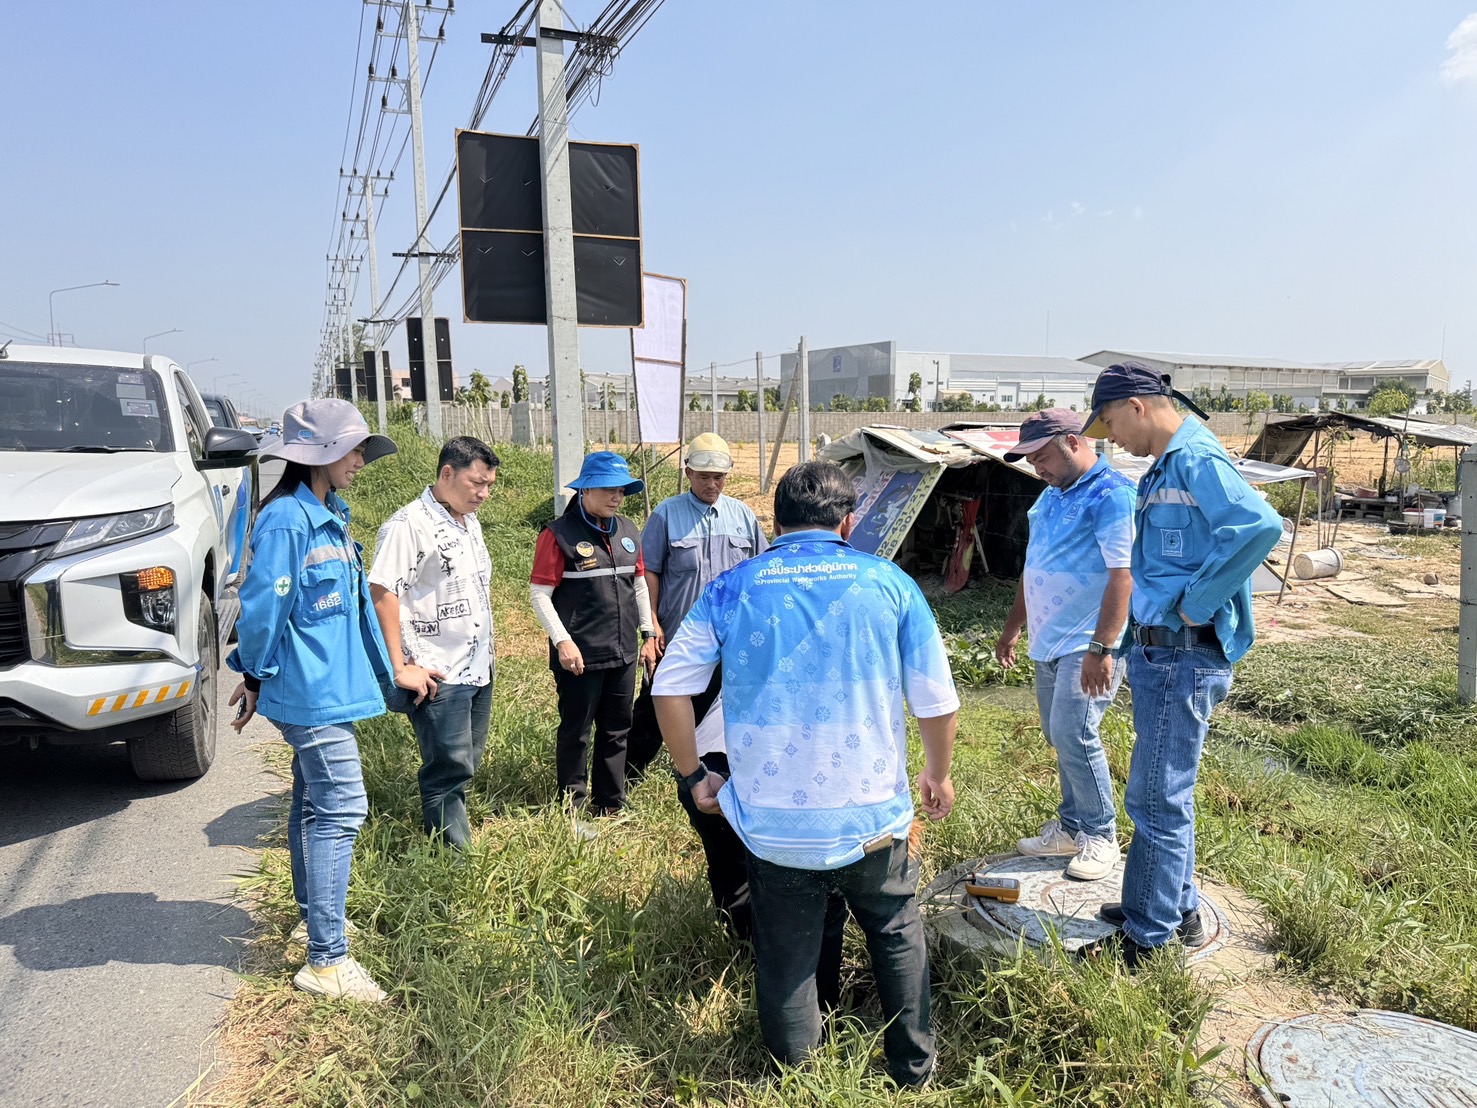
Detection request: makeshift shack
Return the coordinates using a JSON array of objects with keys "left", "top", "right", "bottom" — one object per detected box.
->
[
  {"left": 819, "top": 422, "right": 1313, "bottom": 595},
  {"left": 1246, "top": 411, "right": 1477, "bottom": 500}
]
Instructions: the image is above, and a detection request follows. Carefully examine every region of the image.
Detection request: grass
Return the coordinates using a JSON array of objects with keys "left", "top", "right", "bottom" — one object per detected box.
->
[{"left": 213, "top": 425, "right": 1477, "bottom": 1105}]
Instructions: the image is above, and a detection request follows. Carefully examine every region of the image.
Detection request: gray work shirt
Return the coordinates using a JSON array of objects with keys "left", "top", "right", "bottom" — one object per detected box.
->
[{"left": 640, "top": 491, "right": 768, "bottom": 632}]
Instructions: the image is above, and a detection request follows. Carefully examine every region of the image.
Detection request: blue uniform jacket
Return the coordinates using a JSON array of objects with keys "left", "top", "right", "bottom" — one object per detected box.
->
[
  {"left": 1130, "top": 419, "right": 1284, "bottom": 663},
  {"left": 227, "top": 483, "right": 392, "bottom": 726}
]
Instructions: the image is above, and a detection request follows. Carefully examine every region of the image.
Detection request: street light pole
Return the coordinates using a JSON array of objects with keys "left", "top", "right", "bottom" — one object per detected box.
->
[
  {"left": 186, "top": 357, "right": 218, "bottom": 381},
  {"left": 213, "top": 372, "right": 243, "bottom": 392},
  {"left": 143, "top": 328, "right": 183, "bottom": 354},
  {"left": 48, "top": 281, "right": 119, "bottom": 346}
]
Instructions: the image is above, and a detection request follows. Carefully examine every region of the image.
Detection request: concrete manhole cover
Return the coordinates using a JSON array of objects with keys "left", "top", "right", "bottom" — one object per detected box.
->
[
  {"left": 1247, "top": 1009, "right": 1477, "bottom": 1107},
  {"left": 922, "top": 855, "right": 1229, "bottom": 962}
]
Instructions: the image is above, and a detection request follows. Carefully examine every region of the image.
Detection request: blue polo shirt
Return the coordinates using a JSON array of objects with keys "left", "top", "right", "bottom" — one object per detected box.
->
[
  {"left": 1131, "top": 419, "right": 1284, "bottom": 662},
  {"left": 652, "top": 530, "right": 959, "bottom": 870},
  {"left": 1023, "top": 456, "right": 1136, "bottom": 662},
  {"left": 641, "top": 491, "right": 767, "bottom": 632}
]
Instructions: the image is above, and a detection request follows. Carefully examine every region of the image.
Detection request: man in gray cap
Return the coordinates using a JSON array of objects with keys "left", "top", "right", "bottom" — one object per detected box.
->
[{"left": 993, "top": 409, "right": 1135, "bottom": 883}]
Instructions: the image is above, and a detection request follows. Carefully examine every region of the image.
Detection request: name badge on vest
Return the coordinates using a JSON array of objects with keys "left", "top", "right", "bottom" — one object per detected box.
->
[
  {"left": 575, "top": 541, "right": 595, "bottom": 558},
  {"left": 621, "top": 537, "right": 636, "bottom": 553},
  {"left": 577, "top": 558, "right": 598, "bottom": 571}
]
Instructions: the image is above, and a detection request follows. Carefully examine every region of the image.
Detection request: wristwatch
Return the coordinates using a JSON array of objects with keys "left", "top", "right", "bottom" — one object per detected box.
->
[
  {"left": 640, "top": 629, "right": 653, "bottom": 642},
  {"left": 678, "top": 763, "right": 709, "bottom": 792},
  {"left": 1087, "top": 640, "right": 1110, "bottom": 656}
]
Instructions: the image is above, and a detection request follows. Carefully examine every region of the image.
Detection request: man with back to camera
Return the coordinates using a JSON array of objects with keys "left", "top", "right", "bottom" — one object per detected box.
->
[
  {"left": 528, "top": 451, "right": 654, "bottom": 822},
  {"left": 369, "top": 436, "right": 499, "bottom": 849},
  {"left": 1082, "top": 361, "right": 1283, "bottom": 967},
  {"left": 625, "top": 431, "right": 767, "bottom": 936},
  {"left": 651, "top": 461, "right": 959, "bottom": 1086},
  {"left": 993, "top": 408, "right": 1135, "bottom": 883}
]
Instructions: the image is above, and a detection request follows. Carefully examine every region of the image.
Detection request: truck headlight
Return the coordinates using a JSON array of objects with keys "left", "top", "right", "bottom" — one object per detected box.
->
[
  {"left": 53, "top": 506, "right": 175, "bottom": 557},
  {"left": 120, "top": 566, "right": 177, "bottom": 634}
]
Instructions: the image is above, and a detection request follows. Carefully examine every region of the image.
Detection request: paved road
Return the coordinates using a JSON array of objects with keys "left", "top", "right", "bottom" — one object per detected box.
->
[{"left": 0, "top": 460, "right": 287, "bottom": 1108}]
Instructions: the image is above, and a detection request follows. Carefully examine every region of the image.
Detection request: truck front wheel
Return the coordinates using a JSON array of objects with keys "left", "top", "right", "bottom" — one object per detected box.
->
[{"left": 129, "top": 592, "right": 218, "bottom": 781}]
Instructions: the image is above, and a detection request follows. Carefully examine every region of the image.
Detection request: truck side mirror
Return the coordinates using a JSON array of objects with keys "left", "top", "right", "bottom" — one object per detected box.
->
[{"left": 199, "top": 426, "right": 258, "bottom": 470}]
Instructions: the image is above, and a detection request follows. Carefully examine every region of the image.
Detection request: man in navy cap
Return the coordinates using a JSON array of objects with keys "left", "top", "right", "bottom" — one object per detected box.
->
[
  {"left": 529, "top": 452, "right": 655, "bottom": 821},
  {"left": 993, "top": 409, "right": 1135, "bottom": 883},
  {"left": 1082, "top": 362, "right": 1282, "bottom": 967}
]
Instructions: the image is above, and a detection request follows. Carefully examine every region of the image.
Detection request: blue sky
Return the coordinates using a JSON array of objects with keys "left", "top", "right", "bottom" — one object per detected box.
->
[{"left": 3, "top": 2, "right": 1475, "bottom": 421}]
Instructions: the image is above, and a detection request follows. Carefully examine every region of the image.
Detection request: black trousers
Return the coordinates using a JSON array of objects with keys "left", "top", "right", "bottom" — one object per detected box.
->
[
  {"left": 626, "top": 662, "right": 722, "bottom": 781},
  {"left": 674, "top": 751, "right": 755, "bottom": 940},
  {"left": 552, "top": 660, "right": 637, "bottom": 811}
]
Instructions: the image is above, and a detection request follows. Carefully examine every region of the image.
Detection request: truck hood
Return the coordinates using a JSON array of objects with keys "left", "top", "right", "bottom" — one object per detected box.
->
[{"left": 0, "top": 453, "right": 181, "bottom": 522}]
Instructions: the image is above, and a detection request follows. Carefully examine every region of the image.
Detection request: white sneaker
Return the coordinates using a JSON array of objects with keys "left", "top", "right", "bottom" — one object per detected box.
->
[
  {"left": 1065, "top": 833, "right": 1121, "bottom": 881},
  {"left": 1017, "top": 818, "right": 1078, "bottom": 857},
  {"left": 292, "top": 957, "right": 388, "bottom": 1003},
  {"left": 290, "top": 918, "right": 359, "bottom": 946}
]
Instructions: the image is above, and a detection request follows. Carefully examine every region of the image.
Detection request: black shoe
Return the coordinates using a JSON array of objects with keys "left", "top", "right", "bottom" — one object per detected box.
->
[
  {"left": 1099, "top": 903, "right": 1207, "bottom": 948},
  {"left": 1085, "top": 930, "right": 1183, "bottom": 972}
]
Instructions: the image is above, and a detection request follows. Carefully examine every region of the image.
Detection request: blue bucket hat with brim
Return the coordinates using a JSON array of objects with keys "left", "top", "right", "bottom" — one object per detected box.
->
[
  {"left": 1082, "top": 361, "right": 1211, "bottom": 438},
  {"left": 567, "top": 451, "right": 644, "bottom": 494}
]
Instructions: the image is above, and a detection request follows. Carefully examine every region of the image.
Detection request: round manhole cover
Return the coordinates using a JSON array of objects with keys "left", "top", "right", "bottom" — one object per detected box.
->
[
  {"left": 966, "top": 854, "right": 1229, "bottom": 960},
  {"left": 1248, "top": 1009, "right": 1477, "bottom": 1107}
]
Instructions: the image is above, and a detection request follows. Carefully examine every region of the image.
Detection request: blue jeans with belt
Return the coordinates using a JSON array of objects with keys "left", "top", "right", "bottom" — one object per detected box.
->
[
  {"left": 1120, "top": 641, "right": 1232, "bottom": 948},
  {"left": 276, "top": 720, "right": 368, "bottom": 967}
]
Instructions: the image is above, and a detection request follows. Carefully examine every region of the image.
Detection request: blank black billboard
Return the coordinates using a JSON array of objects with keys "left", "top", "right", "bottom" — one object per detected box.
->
[{"left": 456, "top": 129, "right": 641, "bottom": 327}]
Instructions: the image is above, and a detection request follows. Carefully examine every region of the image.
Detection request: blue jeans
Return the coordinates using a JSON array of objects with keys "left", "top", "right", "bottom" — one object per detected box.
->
[
  {"left": 399, "top": 671, "right": 494, "bottom": 848},
  {"left": 1035, "top": 650, "right": 1123, "bottom": 841},
  {"left": 276, "top": 721, "right": 368, "bottom": 967},
  {"left": 746, "top": 839, "right": 934, "bottom": 1086},
  {"left": 1121, "top": 642, "right": 1232, "bottom": 948}
]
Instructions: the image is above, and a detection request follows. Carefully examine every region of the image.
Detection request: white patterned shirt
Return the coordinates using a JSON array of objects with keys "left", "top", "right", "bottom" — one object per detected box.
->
[{"left": 369, "top": 487, "right": 493, "bottom": 686}]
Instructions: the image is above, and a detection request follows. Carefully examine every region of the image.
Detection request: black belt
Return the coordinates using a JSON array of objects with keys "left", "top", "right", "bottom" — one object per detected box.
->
[{"left": 1132, "top": 623, "right": 1220, "bottom": 648}]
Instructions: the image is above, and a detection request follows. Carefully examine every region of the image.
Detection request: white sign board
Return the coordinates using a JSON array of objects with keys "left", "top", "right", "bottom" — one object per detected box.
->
[{"left": 631, "top": 273, "right": 685, "bottom": 443}]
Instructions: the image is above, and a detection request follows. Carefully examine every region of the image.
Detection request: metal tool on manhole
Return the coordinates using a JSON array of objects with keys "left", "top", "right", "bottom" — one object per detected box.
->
[
  {"left": 1247, "top": 1009, "right": 1477, "bottom": 1107},
  {"left": 965, "top": 854, "right": 1229, "bottom": 960}
]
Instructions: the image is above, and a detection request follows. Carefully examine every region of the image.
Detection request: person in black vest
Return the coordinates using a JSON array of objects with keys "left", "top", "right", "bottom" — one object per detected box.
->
[{"left": 529, "top": 452, "right": 655, "bottom": 822}]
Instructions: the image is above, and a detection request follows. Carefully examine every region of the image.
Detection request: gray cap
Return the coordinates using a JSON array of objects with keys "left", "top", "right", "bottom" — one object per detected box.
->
[{"left": 257, "top": 398, "right": 397, "bottom": 466}]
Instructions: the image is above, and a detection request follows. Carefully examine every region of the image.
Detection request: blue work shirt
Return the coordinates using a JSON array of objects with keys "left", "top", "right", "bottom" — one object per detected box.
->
[
  {"left": 228, "top": 483, "right": 393, "bottom": 726},
  {"left": 641, "top": 491, "right": 767, "bottom": 632},
  {"left": 1023, "top": 456, "right": 1136, "bottom": 662},
  {"left": 652, "top": 530, "right": 959, "bottom": 870},
  {"left": 1130, "top": 419, "right": 1284, "bottom": 663}
]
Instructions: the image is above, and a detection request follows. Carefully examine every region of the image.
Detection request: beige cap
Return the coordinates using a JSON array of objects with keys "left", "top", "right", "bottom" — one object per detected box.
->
[{"left": 685, "top": 431, "right": 733, "bottom": 472}]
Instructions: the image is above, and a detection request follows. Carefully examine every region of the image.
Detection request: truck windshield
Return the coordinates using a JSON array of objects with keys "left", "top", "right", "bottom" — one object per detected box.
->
[{"left": 0, "top": 362, "right": 174, "bottom": 453}]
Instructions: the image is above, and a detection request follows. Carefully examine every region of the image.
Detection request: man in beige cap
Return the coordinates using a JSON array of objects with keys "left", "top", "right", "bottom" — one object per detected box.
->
[{"left": 626, "top": 431, "right": 767, "bottom": 936}]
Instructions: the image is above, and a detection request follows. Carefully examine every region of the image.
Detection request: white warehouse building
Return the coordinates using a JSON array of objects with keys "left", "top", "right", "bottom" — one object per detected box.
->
[{"left": 778, "top": 341, "right": 1100, "bottom": 411}]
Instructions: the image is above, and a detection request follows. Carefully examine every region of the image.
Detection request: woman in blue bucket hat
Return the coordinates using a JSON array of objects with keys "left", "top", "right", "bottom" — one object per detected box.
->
[{"left": 529, "top": 452, "right": 654, "bottom": 829}]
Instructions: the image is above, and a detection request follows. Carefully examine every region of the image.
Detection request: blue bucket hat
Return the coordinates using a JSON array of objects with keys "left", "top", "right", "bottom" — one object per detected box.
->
[
  {"left": 567, "top": 451, "right": 644, "bottom": 495},
  {"left": 1082, "top": 361, "right": 1210, "bottom": 438}
]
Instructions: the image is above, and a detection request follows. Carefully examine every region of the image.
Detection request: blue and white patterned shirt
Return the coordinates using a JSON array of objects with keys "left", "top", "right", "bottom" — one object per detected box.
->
[
  {"left": 1023, "top": 456, "right": 1137, "bottom": 662},
  {"left": 652, "top": 530, "right": 959, "bottom": 870}
]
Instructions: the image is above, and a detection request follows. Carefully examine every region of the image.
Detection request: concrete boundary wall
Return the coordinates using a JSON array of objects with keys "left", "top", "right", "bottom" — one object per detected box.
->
[{"left": 434, "top": 404, "right": 1477, "bottom": 448}]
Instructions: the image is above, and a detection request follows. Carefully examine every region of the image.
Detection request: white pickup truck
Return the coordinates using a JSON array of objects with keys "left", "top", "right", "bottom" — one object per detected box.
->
[{"left": 0, "top": 343, "right": 259, "bottom": 780}]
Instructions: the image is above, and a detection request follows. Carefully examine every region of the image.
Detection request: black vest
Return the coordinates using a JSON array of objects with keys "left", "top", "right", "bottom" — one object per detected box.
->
[{"left": 546, "top": 502, "right": 642, "bottom": 669}]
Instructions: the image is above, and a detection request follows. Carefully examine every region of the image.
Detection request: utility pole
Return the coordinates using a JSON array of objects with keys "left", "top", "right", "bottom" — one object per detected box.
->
[
  {"left": 755, "top": 351, "right": 766, "bottom": 488},
  {"left": 710, "top": 361, "right": 718, "bottom": 432},
  {"left": 375, "top": 0, "right": 449, "bottom": 440},
  {"left": 349, "top": 171, "right": 393, "bottom": 432},
  {"left": 536, "top": 0, "right": 584, "bottom": 510},
  {"left": 1460, "top": 446, "right": 1477, "bottom": 702},
  {"left": 797, "top": 336, "right": 810, "bottom": 463}
]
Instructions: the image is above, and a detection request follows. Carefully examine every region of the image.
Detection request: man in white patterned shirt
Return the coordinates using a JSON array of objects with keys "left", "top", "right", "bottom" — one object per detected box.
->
[{"left": 369, "top": 437, "right": 499, "bottom": 848}]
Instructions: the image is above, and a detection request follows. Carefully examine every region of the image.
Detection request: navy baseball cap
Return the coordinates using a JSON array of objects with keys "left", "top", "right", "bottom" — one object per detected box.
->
[
  {"left": 1003, "top": 408, "right": 1084, "bottom": 461},
  {"left": 1082, "top": 361, "right": 1210, "bottom": 438}
]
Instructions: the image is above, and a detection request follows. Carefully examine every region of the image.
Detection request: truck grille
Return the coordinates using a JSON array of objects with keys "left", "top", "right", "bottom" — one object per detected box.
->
[{"left": 0, "top": 582, "right": 24, "bottom": 667}]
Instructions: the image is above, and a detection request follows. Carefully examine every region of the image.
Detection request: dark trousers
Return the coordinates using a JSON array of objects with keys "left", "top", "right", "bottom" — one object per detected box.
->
[
  {"left": 407, "top": 674, "right": 494, "bottom": 848},
  {"left": 675, "top": 751, "right": 753, "bottom": 939},
  {"left": 553, "top": 660, "right": 637, "bottom": 811},
  {"left": 746, "top": 839, "right": 935, "bottom": 1086},
  {"left": 626, "top": 662, "right": 722, "bottom": 780}
]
